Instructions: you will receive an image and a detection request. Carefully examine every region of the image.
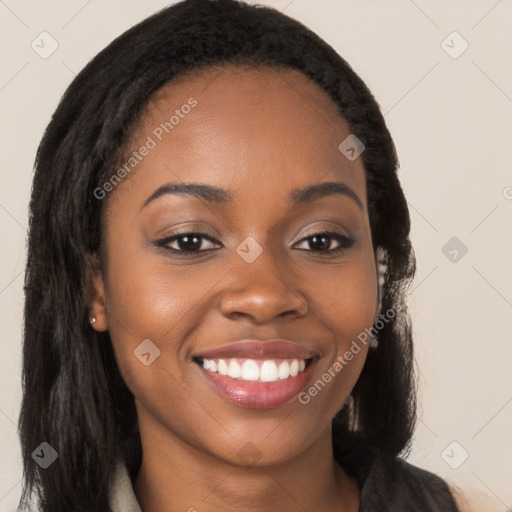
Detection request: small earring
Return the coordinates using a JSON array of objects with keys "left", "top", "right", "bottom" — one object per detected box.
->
[
  {"left": 376, "top": 246, "right": 387, "bottom": 311},
  {"left": 89, "top": 317, "right": 96, "bottom": 325},
  {"left": 370, "top": 334, "right": 378, "bottom": 349}
]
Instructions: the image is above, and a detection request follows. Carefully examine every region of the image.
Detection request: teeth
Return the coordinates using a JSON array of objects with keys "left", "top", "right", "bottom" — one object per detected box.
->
[
  {"left": 228, "top": 359, "right": 242, "bottom": 378},
  {"left": 201, "top": 357, "right": 308, "bottom": 382},
  {"left": 217, "top": 359, "right": 228, "bottom": 375},
  {"left": 289, "top": 359, "right": 299, "bottom": 377},
  {"left": 278, "top": 361, "right": 290, "bottom": 380},
  {"left": 260, "top": 360, "right": 278, "bottom": 382},
  {"left": 241, "top": 360, "right": 260, "bottom": 381}
]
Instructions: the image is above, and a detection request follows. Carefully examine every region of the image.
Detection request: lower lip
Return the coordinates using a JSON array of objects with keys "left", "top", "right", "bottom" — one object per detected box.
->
[{"left": 197, "top": 362, "right": 315, "bottom": 409}]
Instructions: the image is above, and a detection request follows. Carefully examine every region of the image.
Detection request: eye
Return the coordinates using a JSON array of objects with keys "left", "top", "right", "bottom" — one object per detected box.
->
[
  {"left": 154, "top": 230, "right": 355, "bottom": 255},
  {"left": 294, "top": 231, "right": 355, "bottom": 253},
  {"left": 154, "top": 232, "right": 221, "bottom": 254}
]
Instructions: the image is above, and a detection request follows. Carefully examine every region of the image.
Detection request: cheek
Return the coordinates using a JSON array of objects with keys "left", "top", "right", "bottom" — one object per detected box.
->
[
  {"left": 102, "top": 218, "right": 212, "bottom": 340},
  {"left": 102, "top": 246, "right": 211, "bottom": 444},
  {"left": 100, "top": 228, "right": 185, "bottom": 385},
  {"left": 311, "top": 250, "right": 378, "bottom": 350},
  {"left": 298, "top": 249, "right": 377, "bottom": 414},
  {"left": 334, "top": 269, "right": 377, "bottom": 347}
]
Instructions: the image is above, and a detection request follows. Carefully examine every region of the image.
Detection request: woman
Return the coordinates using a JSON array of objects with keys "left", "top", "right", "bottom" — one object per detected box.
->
[{"left": 19, "top": 0, "right": 464, "bottom": 510}]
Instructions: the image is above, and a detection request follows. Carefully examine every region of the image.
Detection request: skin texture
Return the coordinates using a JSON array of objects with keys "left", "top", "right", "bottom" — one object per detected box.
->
[{"left": 89, "top": 66, "right": 380, "bottom": 512}]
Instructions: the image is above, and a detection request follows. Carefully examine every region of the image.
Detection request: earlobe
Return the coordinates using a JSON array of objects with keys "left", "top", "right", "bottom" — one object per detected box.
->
[{"left": 86, "top": 253, "right": 108, "bottom": 332}]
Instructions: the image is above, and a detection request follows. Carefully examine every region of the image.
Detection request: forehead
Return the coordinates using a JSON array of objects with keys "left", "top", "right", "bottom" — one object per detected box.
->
[{"left": 110, "top": 65, "right": 367, "bottom": 211}]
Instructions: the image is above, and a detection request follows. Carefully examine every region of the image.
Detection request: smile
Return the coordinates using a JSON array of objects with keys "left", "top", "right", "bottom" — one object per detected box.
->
[{"left": 192, "top": 340, "right": 319, "bottom": 409}]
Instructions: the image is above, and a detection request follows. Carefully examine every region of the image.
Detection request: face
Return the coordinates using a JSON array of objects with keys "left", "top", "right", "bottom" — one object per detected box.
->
[{"left": 89, "top": 65, "right": 379, "bottom": 467}]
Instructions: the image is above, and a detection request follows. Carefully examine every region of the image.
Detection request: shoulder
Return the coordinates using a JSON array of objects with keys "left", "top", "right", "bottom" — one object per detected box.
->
[
  {"left": 334, "top": 435, "right": 461, "bottom": 511},
  {"left": 360, "top": 451, "right": 460, "bottom": 511}
]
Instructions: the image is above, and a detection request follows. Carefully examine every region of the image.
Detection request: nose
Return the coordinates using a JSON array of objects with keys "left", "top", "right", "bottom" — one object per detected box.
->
[{"left": 219, "top": 250, "right": 308, "bottom": 324}]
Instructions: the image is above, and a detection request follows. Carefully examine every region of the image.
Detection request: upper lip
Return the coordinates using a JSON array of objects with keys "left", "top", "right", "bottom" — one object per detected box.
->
[{"left": 193, "top": 339, "right": 319, "bottom": 360}]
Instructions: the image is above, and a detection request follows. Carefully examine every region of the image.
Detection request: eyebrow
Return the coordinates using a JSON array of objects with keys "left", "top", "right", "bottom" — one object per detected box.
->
[{"left": 141, "top": 181, "right": 363, "bottom": 210}]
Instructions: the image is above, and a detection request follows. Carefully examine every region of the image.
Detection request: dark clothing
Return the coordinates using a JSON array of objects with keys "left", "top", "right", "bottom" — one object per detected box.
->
[{"left": 335, "top": 436, "right": 460, "bottom": 511}]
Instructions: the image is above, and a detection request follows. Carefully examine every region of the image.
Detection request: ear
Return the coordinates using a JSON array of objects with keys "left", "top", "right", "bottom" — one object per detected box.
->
[{"left": 86, "top": 252, "right": 108, "bottom": 331}]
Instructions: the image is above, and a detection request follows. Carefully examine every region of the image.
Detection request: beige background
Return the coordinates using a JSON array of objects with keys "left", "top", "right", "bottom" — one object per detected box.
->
[{"left": 1, "top": 1, "right": 511, "bottom": 510}]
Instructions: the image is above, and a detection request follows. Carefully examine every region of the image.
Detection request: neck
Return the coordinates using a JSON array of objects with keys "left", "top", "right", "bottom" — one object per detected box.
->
[{"left": 133, "top": 410, "right": 359, "bottom": 512}]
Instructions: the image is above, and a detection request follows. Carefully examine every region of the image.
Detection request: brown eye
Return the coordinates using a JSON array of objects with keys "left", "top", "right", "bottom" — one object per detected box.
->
[
  {"left": 155, "top": 232, "right": 221, "bottom": 253},
  {"left": 294, "top": 232, "right": 355, "bottom": 253}
]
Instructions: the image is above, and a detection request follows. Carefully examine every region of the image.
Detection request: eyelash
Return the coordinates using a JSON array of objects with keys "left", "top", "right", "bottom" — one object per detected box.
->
[{"left": 154, "top": 231, "right": 355, "bottom": 255}]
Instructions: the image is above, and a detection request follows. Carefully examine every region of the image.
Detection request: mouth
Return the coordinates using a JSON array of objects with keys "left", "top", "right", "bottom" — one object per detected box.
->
[{"left": 192, "top": 340, "right": 320, "bottom": 409}]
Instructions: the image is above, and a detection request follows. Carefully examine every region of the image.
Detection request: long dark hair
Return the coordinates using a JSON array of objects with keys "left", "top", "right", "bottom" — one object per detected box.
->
[{"left": 19, "top": 0, "right": 416, "bottom": 510}]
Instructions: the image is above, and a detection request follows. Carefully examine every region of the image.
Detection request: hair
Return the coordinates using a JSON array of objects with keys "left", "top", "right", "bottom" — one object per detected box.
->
[{"left": 19, "top": 0, "right": 416, "bottom": 510}]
